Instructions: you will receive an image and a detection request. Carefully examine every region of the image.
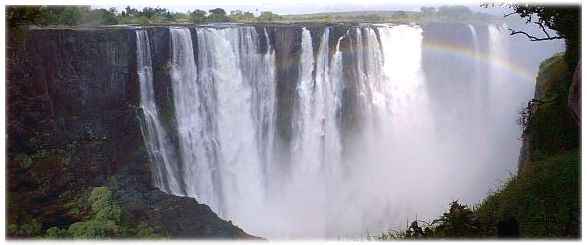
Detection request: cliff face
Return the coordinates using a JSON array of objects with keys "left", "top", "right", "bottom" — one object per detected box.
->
[
  {"left": 516, "top": 53, "right": 580, "bottom": 171},
  {"left": 7, "top": 27, "right": 251, "bottom": 238},
  {"left": 568, "top": 59, "right": 581, "bottom": 123},
  {"left": 7, "top": 23, "right": 499, "bottom": 238}
]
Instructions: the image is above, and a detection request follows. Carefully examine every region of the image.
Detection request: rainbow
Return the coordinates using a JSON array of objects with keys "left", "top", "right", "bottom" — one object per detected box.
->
[{"left": 422, "top": 40, "right": 537, "bottom": 81}]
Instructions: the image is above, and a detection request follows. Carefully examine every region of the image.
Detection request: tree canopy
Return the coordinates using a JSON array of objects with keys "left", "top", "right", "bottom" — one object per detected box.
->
[
  {"left": 6, "top": 5, "right": 284, "bottom": 30},
  {"left": 484, "top": 4, "right": 580, "bottom": 71}
]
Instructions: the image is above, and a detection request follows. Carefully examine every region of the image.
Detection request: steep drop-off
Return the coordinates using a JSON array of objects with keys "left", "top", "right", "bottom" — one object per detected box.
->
[
  {"left": 6, "top": 27, "right": 252, "bottom": 238},
  {"left": 476, "top": 54, "right": 580, "bottom": 238},
  {"left": 7, "top": 22, "right": 530, "bottom": 239}
]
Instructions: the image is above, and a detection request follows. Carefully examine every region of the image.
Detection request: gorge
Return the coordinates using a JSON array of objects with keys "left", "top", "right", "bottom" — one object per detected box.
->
[
  {"left": 7, "top": 21, "right": 560, "bottom": 239},
  {"left": 136, "top": 23, "right": 531, "bottom": 238}
]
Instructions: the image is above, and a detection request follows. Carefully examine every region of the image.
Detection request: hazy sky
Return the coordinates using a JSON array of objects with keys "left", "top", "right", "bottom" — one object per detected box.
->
[{"left": 92, "top": 0, "right": 509, "bottom": 16}]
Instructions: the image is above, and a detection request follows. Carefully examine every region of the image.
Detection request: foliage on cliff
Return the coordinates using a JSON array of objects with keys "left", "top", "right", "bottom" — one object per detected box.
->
[
  {"left": 475, "top": 53, "right": 580, "bottom": 238},
  {"left": 475, "top": 151, "right": 580, "bottom": 237},
  {"left": 375, "top": 201, "right": 482, "bottom": 240},
  {"left": 520, "top": 53, "right": 579, "bottom": 158},
  {"left": 376, "top": 151, "right": 579, "bottom": 240},
  {"left": 9, "top": 186, "right": 168, "bottom": 239}
]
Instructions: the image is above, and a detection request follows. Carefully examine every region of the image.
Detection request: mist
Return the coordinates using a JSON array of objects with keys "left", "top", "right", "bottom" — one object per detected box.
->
[{"left": 136, "top": 10, "right": 564, "bottom": 240}]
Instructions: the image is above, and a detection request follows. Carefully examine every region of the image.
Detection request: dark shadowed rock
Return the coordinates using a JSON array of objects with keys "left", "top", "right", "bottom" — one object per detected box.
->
[
  {"left": 111, "top": 156, "right": 257, "bottom": 239},
  {"left": 568, "top": 59, "right": 581, "bottom": 124},
  {"left": 6, "top": 26, "right": 256, "bottom": 239}
]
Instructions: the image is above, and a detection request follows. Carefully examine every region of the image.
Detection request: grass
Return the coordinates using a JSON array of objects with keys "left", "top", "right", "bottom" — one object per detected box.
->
[
  {"left": 525, "top": 53, "right": 579, "bottom": 159},
  {"left": 475, "top": 151, "right": 580, "bottom": 238},
  {"left": 474, "top": 52, "right": 580, "bottom": 238}
]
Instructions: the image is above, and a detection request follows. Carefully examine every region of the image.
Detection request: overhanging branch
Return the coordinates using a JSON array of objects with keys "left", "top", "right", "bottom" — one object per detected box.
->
[
  {"left": 534, "top": 21, "right": 554, "bottom": 39},
  {"left": 508, "top": 28, "right": 563, "bottom": 41}
]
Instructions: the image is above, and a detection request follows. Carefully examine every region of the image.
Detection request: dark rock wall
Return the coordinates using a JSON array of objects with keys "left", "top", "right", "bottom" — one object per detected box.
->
[
  {"left": 272, "top": 26, "right": 302, "bottom": 165},
  {"left": 7, "top": 27, "right": 252, "bottom": 238},
  {"left": 7, "top": 23, "right": 503, "bottom": 238},
  {"left": 8, "top": 28, "right": 141, "bottom": 190},
  {"left": 23, "top": 28, "right": 141, "bottom": 170},
  {"left": 7, "top": 28, "right": 144, "bottom": 234},
  {"left": 568, "top": 59, "right": 581, "bottom": 124}
]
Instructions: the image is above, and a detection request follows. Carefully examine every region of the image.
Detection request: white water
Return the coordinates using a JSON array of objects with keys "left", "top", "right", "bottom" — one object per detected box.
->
[
  {"left": 136, "top": 29, "right": 183, "bottom": 195},
  {"left": 138, "top": 24, "right": 526, "bottom": 239},
  {"left": 468, "top": 24, "right": 484, "bottom": 108}
]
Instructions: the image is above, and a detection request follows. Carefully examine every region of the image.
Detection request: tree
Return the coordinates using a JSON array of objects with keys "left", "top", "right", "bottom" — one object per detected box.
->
[
  {"left": 229, "top": 10, "right": 242, "bottom": 18},
  {"left": 67, "top": 187, "right": 121, "bottom": 239},
  {"left": 6, "top": 5, "right": 46, "bottom": 37},
  {"left": 484, "top": 4, "right": 580, "bottom": 72},
  {"left": 124, "top": 6, "right": 140, "bottom": 17},
  {"left": 189, "top": 9, "right": 207, "bottom": 23},
  {"left": 437, "top": 5, "right": 473, "bottom": 20},
  {"left": 57, "top": 7, "right": 81, "bottom": 26},
  {"left": 258, "top": 11, "right": 281, "bottom": 22},
  {"left": 432, "top": 201, "right": 480, "bottom": 238},
  {"left": 394, "top": 11, "right": 408, "bottom": 19},
  {"left": 241, "top": 11, "right": 255, "bottom": 22},
  {"left": 208, "top": 8, "right": 229, "bottom": 22},
  {"left": 93, "top": 8, "right": 118, "bottom": 25},
  {"left": 229, "top": 10, "right": 255, "bottom": 22},
  {"left": 172, "top": 12, "right": 189, "bottom": 23},
  {"left": 420, "top": 6, "right": 437, "bottom": 15},
  {"left": 366, "top": 14, "right": 383, "bottom": 22}
]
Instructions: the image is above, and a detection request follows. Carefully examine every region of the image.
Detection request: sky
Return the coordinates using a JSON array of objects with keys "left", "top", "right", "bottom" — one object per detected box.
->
[
  {"left": 89, "top": 0, "right": 506, "bottom": 16},
  {"left": 8, "top": 0, "right": 577, "bottom": 17}
]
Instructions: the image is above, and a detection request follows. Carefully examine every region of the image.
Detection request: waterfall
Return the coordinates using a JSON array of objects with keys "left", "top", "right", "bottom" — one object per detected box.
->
[
  {"left": 376, "top": 25, "right": 432, "bottom": 141},
  {"left": 136, "top": 29, "right": 184, "bottom": 195},
  {"left": 468, "top": 24, "right": 484, "bottom": 107},
  {"left": 168, "top": 26, "right": 273, "bottom": 219},
  {"left": 488, "top": 23, "right": 512, "bottom": 114},
  {"left": 291, "top": 27, "right": 321, "bottom": 178},
  {"left": 139, "top": 23, "right": 526, "bottom": 239},
  {"left": 319, "top": 27, "right": 343, "bottom": 174},
  {"left": 486, "top": 23, "right": 521, "bottom": 178},
  {"left": 256, "top": 28, "right": 277, "bottom": 188},
  {"left": 169, "top": 27, "right": 223, "bottom": 210}
]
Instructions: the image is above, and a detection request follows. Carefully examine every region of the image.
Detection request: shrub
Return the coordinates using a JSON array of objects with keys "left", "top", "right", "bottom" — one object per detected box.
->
[
  {"left": 46, "top": 226, "right": 68, "bottom": 238},
  {"left": 21, "top": 219, "right": 42, "bottom": 236}
]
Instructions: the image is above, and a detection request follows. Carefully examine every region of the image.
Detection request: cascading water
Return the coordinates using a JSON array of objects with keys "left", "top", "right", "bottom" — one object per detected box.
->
[
  {"left": 481, "top": 23, "right": 522, "bottom": 188},
  {"left": 137, "top": 23, "right": 526, "bottom": 239},
  {"left": 169, "top": 27, "right": 223, "bottom": 211},
  {"left": 468, "top": 24, "right": 484, "bottom": 108},
  {"left": 136, "top": 29, "right": 183, "bottom": 195},
  {"left": 291, "top": 27, "right": 322, "bottom": 178}
]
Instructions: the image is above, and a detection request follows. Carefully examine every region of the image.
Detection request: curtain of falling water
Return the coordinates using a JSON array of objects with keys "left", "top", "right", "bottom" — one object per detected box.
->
[{"left": 138, "top": 24, "right": 523, "bottom": 239}]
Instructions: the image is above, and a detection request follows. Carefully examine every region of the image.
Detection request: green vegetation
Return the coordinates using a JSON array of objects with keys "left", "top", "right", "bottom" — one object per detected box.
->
[
  {"left": 522, "top": 54, "right": 579, "bottom": 157},
  {"left": 63, "top": 186, "right": 122, "bottom": 239},
  {"left": 229, "top": 10, "right": 255, "bottom": 23},
  {"left": 475, "top": 151, "right": 580, "bottom": 237},
  {"left": 9, "top": 219, "right": 43, "bottom": 237},
  {"left": 59, "top": 186, "right": 168, "bottom": 239},
  {"left": 377, "top": 151, "right": 579, "bottom": 239},
  {"left": 8, "top": 186, "right": 168, "bottom": 239},
  {"left": 484, "top": 4, "right": 580, "bottom": 73},
  {"left": 376, "top": 201, "right": 482, "bottom": 240},
  {"left": 280, "top": 5, "right": 496, "bottom": 23},
  {"left": 6, "top": 5, "right": 283, "bottom": 31},
  {"left": 7, "top": 4, "right": 498, "bottom": 32}
]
